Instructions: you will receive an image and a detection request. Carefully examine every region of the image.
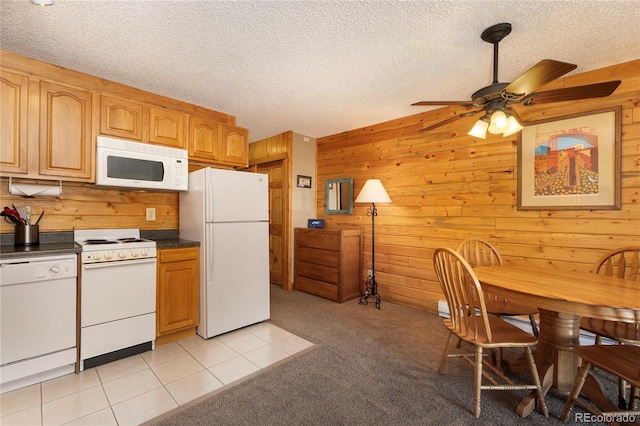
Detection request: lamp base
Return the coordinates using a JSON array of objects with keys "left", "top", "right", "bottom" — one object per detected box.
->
[{"left": 359, "top": 275, "right": 381, "bottom": 309}]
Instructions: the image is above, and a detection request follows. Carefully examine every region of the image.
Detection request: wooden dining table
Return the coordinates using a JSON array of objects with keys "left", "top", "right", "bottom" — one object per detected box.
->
[{"left": 473, "top": 265, "right": 640, "bottom": 417}]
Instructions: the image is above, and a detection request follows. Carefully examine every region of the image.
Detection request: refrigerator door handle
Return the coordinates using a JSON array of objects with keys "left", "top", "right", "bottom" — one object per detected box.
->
[
  {"left": 205, "top": 169, "right": 214, "bottom": 223},
  {"left": 207, "top": 225, "right": 214, "bottom": 280}
]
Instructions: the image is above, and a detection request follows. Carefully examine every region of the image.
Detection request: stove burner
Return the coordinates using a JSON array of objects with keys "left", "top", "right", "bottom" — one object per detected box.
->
[
  {"left": 85, "top": 239, "right": 118, "bottom": 245},
  {"left": 118, "top": 238, "right": 146, "bottom": 243}
]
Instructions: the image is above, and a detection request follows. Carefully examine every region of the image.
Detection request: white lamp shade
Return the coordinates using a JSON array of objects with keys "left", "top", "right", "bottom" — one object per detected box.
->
[
  {"left": 468, "top": 119, "right": 488, "bottom": 139},
  {"left": 487, "top": 110, "right": 508, "bottom": 134},
  {"left": 355, "top": 179, "right": 391, "bottom": 204},
  {"left": 503, "top": 115, "right": 524, "bottom": 137}
]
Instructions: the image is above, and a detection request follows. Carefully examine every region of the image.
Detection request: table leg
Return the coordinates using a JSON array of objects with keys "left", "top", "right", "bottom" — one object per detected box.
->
[
  {"left": 537, "top": 309, "right": 582, "bottom": 393},
  {"left": 515, "top": 309, "right": 581, "bottom": 417}
]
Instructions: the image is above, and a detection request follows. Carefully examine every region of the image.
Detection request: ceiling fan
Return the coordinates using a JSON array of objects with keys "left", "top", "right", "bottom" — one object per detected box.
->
[{"left": 412, "top": 23, "right": 621, "bottom": 138}]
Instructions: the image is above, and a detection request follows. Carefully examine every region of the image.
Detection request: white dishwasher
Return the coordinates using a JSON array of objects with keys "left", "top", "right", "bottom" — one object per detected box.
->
[{"left": 0, "top": 254, "right": 78, "bottom": 394}]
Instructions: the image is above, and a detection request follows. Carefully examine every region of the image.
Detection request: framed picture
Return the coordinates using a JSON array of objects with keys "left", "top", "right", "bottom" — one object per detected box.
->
[
  {"left": 297, "top": 175, "right": 312, "bottom": 188},
  {"left": 517, "top": 106, "right": 621, "bottom": 210}
]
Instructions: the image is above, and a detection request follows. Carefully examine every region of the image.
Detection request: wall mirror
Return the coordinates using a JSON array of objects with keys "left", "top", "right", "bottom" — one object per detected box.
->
[{"left": 325, "top": 177, "right": 354, "bottom": 214}]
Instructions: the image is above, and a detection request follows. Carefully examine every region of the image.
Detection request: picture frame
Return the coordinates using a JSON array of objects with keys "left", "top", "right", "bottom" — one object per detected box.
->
[
  {"left": 297, "top": 175, "right": 312, "bottom": 188},
  {"left": 517, "top": 106, "right": 621, "bottom": 210}
]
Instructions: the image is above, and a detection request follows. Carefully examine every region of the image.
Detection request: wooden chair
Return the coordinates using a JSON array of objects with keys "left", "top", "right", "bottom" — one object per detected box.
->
[
  {"left": 560, "top": 345, "right": 640, "bottom": 422},
  {"left": 433, "top": 247, "right": 548, "bottom": 419},
  {"left": 580, "top": 246, "right": 640, "bottom": 409},
  {"left": 456, "top": 238, "right": 539, "bottom": 338}
]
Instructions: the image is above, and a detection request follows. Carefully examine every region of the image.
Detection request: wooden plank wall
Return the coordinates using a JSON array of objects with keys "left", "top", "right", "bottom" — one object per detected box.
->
[
  {"left": 0, "top": 179, "right": 178, "bottom": 232},
  {"left": 316, "top": 60, "right": 640, "bottom": 313}
]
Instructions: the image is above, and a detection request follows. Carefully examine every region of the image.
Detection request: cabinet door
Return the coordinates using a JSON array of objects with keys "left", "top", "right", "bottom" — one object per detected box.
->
[
  {"left": 149, "top": 106, "right": 186, "bottom": 149},
  {"left": 100, "top": 95, "right": 144, "bottom": 140},
  {"left": 221, "top": 125, "right": 248, "bottom": 166},
  {"left": 0, "top": 70, "right": 29, "bottom": 175},
  {"left": 39, "top": 81, "right": 94, "bottom": 181},
  {"left": 188, "top": 116, "right": 222, "bottom": 162},
  {"left": 157, "top": 247, "right": 199, "bottom": 335}
]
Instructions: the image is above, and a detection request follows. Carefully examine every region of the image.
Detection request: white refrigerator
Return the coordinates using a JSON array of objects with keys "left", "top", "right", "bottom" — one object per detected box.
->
[{"left": 180, "top": 167, "right": 270, "bottom": 338}]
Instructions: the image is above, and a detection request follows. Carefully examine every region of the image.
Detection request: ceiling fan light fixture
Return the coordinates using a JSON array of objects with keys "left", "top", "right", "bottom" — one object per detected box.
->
[
  {"left": 468, "top": 117, "right": 489, "bottom": 139},
  {"left": 503, "top": 115, "right": 524, "bottom": 137},
  {"left": 31, "top": 0, "right": 53, "bottom": 5},
  {"left": 488, "top": 110, "right": 509, "bottom": 134}
]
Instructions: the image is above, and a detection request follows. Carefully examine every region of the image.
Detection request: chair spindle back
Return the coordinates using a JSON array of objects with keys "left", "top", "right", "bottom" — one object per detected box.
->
[
  {"left": 434, "top": 247, "right": 493, "bottom": 342},
  {"left": 592, "top": 247, "right": 640, "bottom": 281}
]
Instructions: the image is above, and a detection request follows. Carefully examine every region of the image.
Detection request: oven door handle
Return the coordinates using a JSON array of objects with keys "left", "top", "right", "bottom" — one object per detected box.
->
[{"left": 82, "top": 258, "right": 156, "bottom": 269}]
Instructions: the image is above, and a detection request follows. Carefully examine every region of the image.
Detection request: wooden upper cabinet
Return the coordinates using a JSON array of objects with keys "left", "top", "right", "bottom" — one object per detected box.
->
[
  {"left": 0, "top": 70, "right": 94, "bottom": 182},
  {"left": 0, "top": 70, "right": 29, "bottom": 175},
  {"left": 149, "top": 106, "right": 186, "bottom": 149},
  {"left": 100, "top": 95, "right": 144, "bottom": 140},
  {"left": 100, "top": 96, "right": 187, "bottom": 149},
  {"left": 189, "top": 116, "right": 222, "bottom": 162},
  {"left": 38, "top": 81, "right": 94, "bottom": 180},
  {"left": 221, "top": 125, "right": 248, "bottom": 167}
]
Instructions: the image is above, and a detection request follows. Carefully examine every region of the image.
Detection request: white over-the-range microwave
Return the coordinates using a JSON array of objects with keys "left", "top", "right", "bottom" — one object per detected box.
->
[{"left": 96, "top": 136, "right": 188, "bottom": 191}]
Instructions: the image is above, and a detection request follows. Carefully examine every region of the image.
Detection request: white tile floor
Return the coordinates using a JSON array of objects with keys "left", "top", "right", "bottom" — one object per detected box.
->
[{"left": 0, "top": 322, "right": 313, "bottom": 426}]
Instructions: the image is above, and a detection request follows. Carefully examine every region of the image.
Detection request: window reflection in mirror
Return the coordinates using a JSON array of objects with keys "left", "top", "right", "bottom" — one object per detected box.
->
[{"left": 325, "top": 178, "right": 354, "bottom": 214}]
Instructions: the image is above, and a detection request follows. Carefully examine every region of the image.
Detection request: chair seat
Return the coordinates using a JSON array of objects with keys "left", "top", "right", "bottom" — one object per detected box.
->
[
  {"left": 575, "top": 345, "right": 640, "bottom": 388},
  {"left": 445, "top": 315, "right": 538, "bottom": 348},
  {"left": 482, "top": 298, "right": 539, "bottom": 317},
  {"left": 580, "top": 317, "right": 640, "bottom": 344}
]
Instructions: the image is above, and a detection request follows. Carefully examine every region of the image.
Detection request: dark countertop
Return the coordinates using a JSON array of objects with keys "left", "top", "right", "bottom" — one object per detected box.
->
[
  {"left": 155, "top": 238, "right": 200, "bottom": 249},
  {"left": 0, "top": 230, "right": 199, "bottom": 260},
  {"left": 0, "top": 241, "right": 81, "bottom": 260}
]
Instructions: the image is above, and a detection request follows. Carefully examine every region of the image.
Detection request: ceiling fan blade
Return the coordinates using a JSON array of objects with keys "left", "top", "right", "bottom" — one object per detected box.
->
[
  {"left": 508, "top": 107, "right": 524, "bottom": 125},
  {"left": 522, "top": 80, "right": 622, "bottom": 106},
  {"left": 420, "top": 110, "right": 481, "bottom": 132},
  {"left": 412, "top": 101, "right": 470, "bottom": 106},
  {"left": 502, "top": 59, "right": 577, "bottom": 99}
]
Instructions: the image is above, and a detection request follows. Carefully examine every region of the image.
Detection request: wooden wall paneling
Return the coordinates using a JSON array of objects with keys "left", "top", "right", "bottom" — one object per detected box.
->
[
  {"left": 0, "top": 178, "right": 178, "bottom": 233},
  {"left": 248, "top": 131, "right": 292, "bottom": 162},
  {"left": 317, "top": 59, "right": 640, "bottom": 313}
]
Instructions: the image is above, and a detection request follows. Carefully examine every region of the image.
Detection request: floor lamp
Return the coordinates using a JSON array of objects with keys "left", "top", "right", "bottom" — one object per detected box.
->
[{"left": 355, "top": 179, "right": 391, "bottom": 309}]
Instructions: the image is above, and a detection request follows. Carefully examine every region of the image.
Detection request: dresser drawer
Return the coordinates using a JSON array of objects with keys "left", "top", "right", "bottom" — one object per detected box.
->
[
  {"left": 295, "top": 246, "right": 339, "bottom": 268},
  {"left": 295, "top": 230, "right": 340, "bottom": 251},
  {"left": 294, "top": 276, "right": 338, "bottom": 301},
  {"left": 295, "top": 259, "right": 339, "bottom": 284}
]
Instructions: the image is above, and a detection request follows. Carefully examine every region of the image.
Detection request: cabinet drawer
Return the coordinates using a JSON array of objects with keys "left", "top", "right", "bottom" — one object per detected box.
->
[
  {"left": 158, "top": 246, "right": 198, "bottom": 263},
  {"left": 295, "top": 231, "right": 340, "bottom": 251},
  {"left": 295, "top": 260, "right": 339, "bottom": 284},
  {"left": 294, "top": 276, "right": 338, "bottom": 301},
  {"left": 295, "top": 246, "right": 338, "bottom": 268}
]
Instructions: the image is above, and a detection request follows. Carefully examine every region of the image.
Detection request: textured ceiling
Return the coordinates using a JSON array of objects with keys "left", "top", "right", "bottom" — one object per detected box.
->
[{"left": 2, "top": 0, "right": 639, "bottom": 142}]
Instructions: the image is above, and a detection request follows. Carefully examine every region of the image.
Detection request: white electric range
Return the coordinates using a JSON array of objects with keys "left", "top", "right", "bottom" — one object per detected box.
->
[{"left": 74, "top": 229, "right": 157, "bottom": 370}]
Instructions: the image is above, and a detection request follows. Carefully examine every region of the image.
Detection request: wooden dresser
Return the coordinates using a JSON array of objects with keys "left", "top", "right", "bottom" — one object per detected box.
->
[{"left": 294, "top": 228, "right": 363, "bottom": 303}]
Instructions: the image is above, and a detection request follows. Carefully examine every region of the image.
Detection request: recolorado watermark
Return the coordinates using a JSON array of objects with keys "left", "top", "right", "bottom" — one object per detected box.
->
[{"left": 574, "top": 411, "right": 639, "bottom": 423}]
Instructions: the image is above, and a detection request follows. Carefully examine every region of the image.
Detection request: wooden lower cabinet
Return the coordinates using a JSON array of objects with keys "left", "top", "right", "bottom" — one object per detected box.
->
[
  {"left": 294, "top": 228, "right": 362, "bottom": 303},
  {"left": 156, "top": 246, "right": 199, "bottom": 345}
]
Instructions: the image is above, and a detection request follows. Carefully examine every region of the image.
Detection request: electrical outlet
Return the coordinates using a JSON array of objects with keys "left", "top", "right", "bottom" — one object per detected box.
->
[
  {"left": 367, "top": 269, "right": 373, "bottom": 277},
  {"left": 146, "top": 208, "right": 156, "bottom": 221}
]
